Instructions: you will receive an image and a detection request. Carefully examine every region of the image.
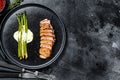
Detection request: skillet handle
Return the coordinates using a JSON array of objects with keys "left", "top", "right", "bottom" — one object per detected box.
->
[
  {"left": 0, "top": 60, "right": 22, "bottom": 71},
  {"left": 25, "top": 70, "right": 56, "bottom": 80},
  {"left": 0, "top": 66, "right": 20, "bottom": 72},
  {"left": 0, "top": 72, "right": 20, "bottom": 78}
]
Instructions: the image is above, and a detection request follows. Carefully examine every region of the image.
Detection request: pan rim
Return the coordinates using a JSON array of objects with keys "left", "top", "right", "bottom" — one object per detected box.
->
[{"left": 0, "top": 3, "right": 66, "bottom": 69}]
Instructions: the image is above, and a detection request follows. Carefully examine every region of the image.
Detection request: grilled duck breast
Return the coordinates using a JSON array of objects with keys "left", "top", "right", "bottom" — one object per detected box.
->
[{"left": 39, "top": 19, "right": 55, "bottom": 59}]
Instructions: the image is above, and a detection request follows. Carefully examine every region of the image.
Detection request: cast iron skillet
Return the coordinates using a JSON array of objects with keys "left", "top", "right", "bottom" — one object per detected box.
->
[{"left": 0, "top": 3, "right": 66, "bottom": 69}]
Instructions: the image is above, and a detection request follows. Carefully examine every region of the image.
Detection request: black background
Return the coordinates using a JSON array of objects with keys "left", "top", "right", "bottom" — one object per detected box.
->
[{"left": 1, "top": 0, "right": 120, "bottom": 80}]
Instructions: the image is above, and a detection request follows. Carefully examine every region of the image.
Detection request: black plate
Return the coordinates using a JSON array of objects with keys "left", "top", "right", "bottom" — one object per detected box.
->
[{"left": 0, "top": 4, "right": 66, "bottom": 69}]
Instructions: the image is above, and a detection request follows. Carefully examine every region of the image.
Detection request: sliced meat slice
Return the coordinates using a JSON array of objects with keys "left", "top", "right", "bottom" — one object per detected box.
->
[
  {"left": 40, "top": 24, "right": 51, "bottom": 30},
  {"left": 40, "top": 19, "right": 50, "bottom": 24},
  {"left": 39, "top": 55, "right": 47, "bottom": 59},
  {"left": 40, "top": 40, "right": 53, "bottom": 45},
  {"left": 40, "top": 29, "right": 54, "bottom": 33},
  {"left": 39, "top": 48, "right": 51, "bottom": 59},
  {"left": 40, "top": 43, "right": 52, "bottom": 50},
  {"left": 40, "top": 19, "right": 53, "bottom": 30},
  {"left": 40, "top": 32, "right": 55, "bottom": 37},
  {"left": 41, "top": 36, "right": 55, "bottom": 42}
]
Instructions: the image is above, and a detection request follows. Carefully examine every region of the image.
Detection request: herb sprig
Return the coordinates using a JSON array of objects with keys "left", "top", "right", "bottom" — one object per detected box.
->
[{"left": 8, "top": 0, "right": 24, "bottom": 9}]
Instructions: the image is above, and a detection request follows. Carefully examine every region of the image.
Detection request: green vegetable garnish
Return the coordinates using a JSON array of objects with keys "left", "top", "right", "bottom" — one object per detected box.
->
[
  {"left": 16, "top": 11, "right": 28, "bottom": 60},
  {"left": 8, "top": 0, "right": 24, "bottom": 9}
]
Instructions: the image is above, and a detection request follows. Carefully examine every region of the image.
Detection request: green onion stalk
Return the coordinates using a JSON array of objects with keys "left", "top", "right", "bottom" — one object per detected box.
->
[{"left": 16, "top": 11, "right": 28, "bottom": 60}]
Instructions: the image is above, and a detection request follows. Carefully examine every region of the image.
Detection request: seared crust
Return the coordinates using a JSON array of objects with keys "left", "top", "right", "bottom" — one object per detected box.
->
[{"left": 39, "top": 19, "right": 55, "bottom": 59}]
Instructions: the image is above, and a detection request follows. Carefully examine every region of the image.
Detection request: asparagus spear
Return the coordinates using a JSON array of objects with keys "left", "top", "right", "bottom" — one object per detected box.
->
[
  {"left": 22, "top": 12, "right": 28, "bottom": 59},
  {"left": 16, "top": 11, "right": 28, "bottom": 60},
  {"left": 17, "top": 14, "right": 22, "bottom": 59}
]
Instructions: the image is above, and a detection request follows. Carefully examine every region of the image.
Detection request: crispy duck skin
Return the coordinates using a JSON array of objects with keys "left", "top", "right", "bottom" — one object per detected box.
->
[{"left": 39, "top": 19, "right": 55, "bottom": 59}]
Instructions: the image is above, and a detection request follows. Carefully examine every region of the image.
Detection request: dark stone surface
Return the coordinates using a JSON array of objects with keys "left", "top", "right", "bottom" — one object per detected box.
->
[{"left": 1, "top": 0, "right": 120, "bottom": 80}]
